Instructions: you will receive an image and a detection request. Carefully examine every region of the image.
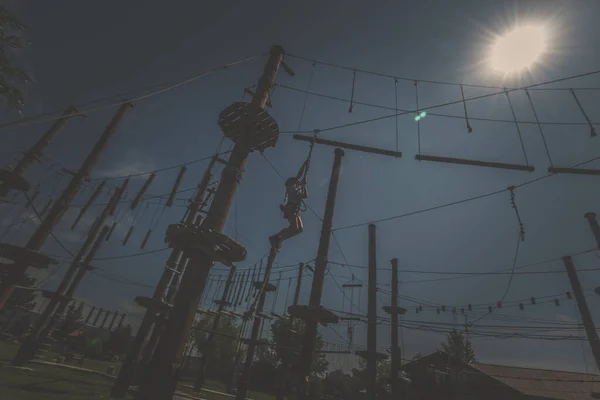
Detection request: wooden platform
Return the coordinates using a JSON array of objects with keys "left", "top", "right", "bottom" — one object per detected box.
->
[{"left": 416, "top": 154, "right": 535, "bottom": 172}]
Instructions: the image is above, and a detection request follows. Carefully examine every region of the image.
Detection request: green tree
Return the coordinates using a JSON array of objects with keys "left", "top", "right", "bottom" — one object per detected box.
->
[
  {"left": 270, "top": 319, "right": 328, "bottom": 377},
  {"left": 0, "top": 5, "right": 31, "bottom": 111},
  {"left": 0, "top": 273, "right": 37, "bottom": 311},
  {"left": 105, "top": 325, "right": 133, "bottom": 356},
  {"left": 439, "top": 329, "right": 476, "bottom": 363},
  {"left": 193, "top": 314, "right": 240, "bottom": 383},
  {"left": 55, "top": 301, "right": 84, "bottom": 339}
]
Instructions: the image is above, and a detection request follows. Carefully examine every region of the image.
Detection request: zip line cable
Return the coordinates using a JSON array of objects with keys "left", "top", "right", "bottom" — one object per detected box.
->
[
  {"left": 276, "top": 84, "right": 597, "bottom": 128},
  {"left": 0, "top": 54, "right": 264, "bottom": 131},
  {"left": 287, "top": 53, "right": 600, "bottom": 92},
  {"left": 279, "top": 68, "right": 600, "bottom": 136},
  {"left": 333, "top": 151, "right": 600, "bottom": 231}
]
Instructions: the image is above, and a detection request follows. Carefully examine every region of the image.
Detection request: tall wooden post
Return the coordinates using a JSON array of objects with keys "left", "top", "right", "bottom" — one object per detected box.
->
[
  {"left": 194, "top": 265, "right": 237, "bottom": 391},
  {"left": 0, "top": 106, "right": 77, "bottom": 197},
  {"left": 116, "top": 313, "right": 126, "bottom": 330},
  {"left": 85, "top": 306, "right": 96, "bottom": 324},
  {"left": 277, "top": 263, "right": 304, "bottom": 400},
  {"left": 111, "top": 157, "right": 217, "bottom": 399},
  {"left": 296, "top": 148, "right": 345, "bottom": 398},
  {"left": 563, "top": 256, "right": 600, "bottom": 371},
  {"left": 93, "top": 308, "right": 103, "bottom": 326},
  {"left": 101, "top": 310, "right": 110, "bottom": 328},
  {"left": 11, "top": 179, "right": 125, "bottom": 366},
  {"left": 109, "top": 309, "right": 119, "bottom": 331},
  {"left": 236, "top": 247, "right": 277, "bottom": 400},
  {"left": 136, "top": 47, "right": 285, "bottom": 400},
  {"left": 367, "top": 224, "right": 377, "bottom": 400},
  {"left": 585, "top": 213, "right": 600, "bottom": 249},
  {"left": 0, "top": 102, "right": 133, "bottom": 311},
  {"left": 390, "top": 258, "right": 400, "bottom": 399}
]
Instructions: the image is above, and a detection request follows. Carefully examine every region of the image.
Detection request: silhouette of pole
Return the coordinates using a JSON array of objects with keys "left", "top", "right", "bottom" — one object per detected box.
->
[
  {"left": 390, "top": 258, "right": 400, "bottom": 399},
  {"left": 0, "top": 102, "right": 133, "bottom": 311},
  {"left": 585, "top": 213, "right": 600, "bottom": 249},
  {"left": 235, "top": 247, "right": 277, "bottom": 400},
  {"left": 194, "top": 265, "right": 236, "bottom": 392},
  {"left": 12, "top": 180, "right": 124, "bottom": 366},
  {"left": 563, "top": 256, "right": 600, "bottom": 371},
  {"left": 0, "top": 106, "right": 77, "bottom": 197},
  {"left": 136, "top": 46, "right": 284, "bottom": 400},
  {"left": 366, "top": 224, "right": 377, "bottom": 400},
  {"left": 111, "top": 157, "right": 218, "bottom": 399},
  {"left": 296, "top": 148, "right": 344, "bottom": 398},
  {"left": 277, "top": 263, "right": 303, "bottom": 400}
]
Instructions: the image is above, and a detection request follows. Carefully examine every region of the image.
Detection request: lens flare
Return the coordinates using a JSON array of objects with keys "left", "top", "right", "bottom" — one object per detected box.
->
[{"left": 489, "top": 25, "right": 547, "bottom": 74}]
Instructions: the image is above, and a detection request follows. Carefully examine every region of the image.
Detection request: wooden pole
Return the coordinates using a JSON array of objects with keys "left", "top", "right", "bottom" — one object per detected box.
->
[
  {"left": 93, "top": 308, "right": 104, "bottom": 326},
  {"left": 0, "top": 106, "right": 78, "bottom": 197},
  {"left": 296, "top": 148, "right": 345, "bottom": 399},
  {"left": 11, "top": 181, "right": 125, "bottom": 365},
  {"left": 194, "top": 265, "right": 236, "bottom": 391},
  {"left": 563, "top": 256, "right": 600, "bottom": 371},
  {"left": 367, "top": 224, "right": 377, "bottom": 400},
  {"left": 0, "top": 102, "right": 133, "bottom": 311},
  {"left": 585, "top": 213, "right": 600, "bottom": 249},
  {"left": 136, "top": 46, "right": 284, "bottom": 400},
  {"left": 111, "top": 157, "right": 217, "bottom": 399},
  {"left": 277, "top": 263, "right": 304, "bottom": 400},
  {"left": 390, "top": 258, "right": 400, "bottom": 399},
  {"left": 85, "top": 306, "right": 96, "bottom": 324},
  {"left": 109, "top": 309, "right": 119, "bottom": 331},
  {"left": 236, "top": 247, "right": 277, "bottom": 400}
]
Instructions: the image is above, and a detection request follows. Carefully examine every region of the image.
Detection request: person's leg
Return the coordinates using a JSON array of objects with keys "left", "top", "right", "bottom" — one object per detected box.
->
[{"left": 270, "top": 215, "right": 303, "bottom": 247}]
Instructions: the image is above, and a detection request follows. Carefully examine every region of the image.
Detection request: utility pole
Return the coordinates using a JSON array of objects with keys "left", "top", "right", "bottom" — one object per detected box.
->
[
  {"left": 277, "top": 263, "right": 303, "bottom": 400},
  {"left": 0, "top": 106, "right": 78, "bottom": 198},
  {"left": 366, "top": 224, "right": 377, "bottom": 400},
  {"left": 236, "top": 246, "right": 277, "bottom": 400},
  {"left": 194, "top": 265, "right": 236, "bottom": 392},
  {"left": 137, "top": 46, "right": 286, "bottom": 400},
  {"left": 111, "top": 157, "right": 218, "bottom": 399},
  {"left": 294, "top": 148, "right": 345, "bottom": 399},
  {"left": 0, "top": 102, "right": 134, "bottom": 311},
  {"left": 12, "top": 179, "right": 126, "bottom": 366},
  {"left": 585, "top": 212, "right": 600, "bottom": 249},
  {"left": 563, "top": 255, "right": 600, "bottom": 371},
  {"left": 390, "top": 258, "right": 400, "bottom": 399}
]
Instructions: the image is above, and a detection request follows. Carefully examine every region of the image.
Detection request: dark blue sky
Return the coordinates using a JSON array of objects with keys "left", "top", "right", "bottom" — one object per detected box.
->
[{"left": 2, "top": 0, "right": 600, "bottom": 373}]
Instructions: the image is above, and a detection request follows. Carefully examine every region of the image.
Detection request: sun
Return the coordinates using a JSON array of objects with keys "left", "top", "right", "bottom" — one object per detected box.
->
[{"left": 489, "top": 25, "right": 548, "bottom": 74}]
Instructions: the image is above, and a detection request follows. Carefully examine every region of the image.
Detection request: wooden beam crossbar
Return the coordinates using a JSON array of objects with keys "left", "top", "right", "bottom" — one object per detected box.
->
[
  {"left": 416, "top": 154, "right": 534, "bottom": 172},
  {"left": 548, "top": 167, "right": 600, "bottom": 176},
  {"left": 293, "top": 134, "right": 401, "bottom": 158}
]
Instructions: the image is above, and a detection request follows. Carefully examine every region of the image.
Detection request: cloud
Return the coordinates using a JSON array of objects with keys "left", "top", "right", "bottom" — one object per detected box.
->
[{"left": 96, "top": 160, "right": 157, "bottom": 180}]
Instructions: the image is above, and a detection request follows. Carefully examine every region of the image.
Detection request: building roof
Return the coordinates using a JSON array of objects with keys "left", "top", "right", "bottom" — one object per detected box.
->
[{"left": 470, "top": 363, "right": 600, "bottom": 400}]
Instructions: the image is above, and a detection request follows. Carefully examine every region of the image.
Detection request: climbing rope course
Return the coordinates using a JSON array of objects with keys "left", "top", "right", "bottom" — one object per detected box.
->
[{"left": 1, "top": 46, "right": 600, "bottom": 391}]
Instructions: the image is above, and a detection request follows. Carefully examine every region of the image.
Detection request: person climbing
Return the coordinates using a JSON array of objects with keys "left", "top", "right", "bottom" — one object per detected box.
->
[{"left": 269, "top": 161, "right": 309, "bottom": 249}]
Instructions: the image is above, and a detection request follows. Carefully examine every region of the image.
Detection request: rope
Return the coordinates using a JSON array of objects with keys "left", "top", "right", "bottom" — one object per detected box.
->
[
  {"left": 348, "top": 70, "right": 356, "bottom": 113},
  {"left": 505, "top": 90, "right": 529, "bottom": 166},
  {"left": 278, "top": 69, "right": 600, "bottom": 137},
  {"left": 414, "top": 81, "right": 421, "bottom": 154},
  {"left": 0, "top": 54, "right": 264, "bottom": 131},
  {"left": 460, "top": 84, "right": 473, "bottom": 133},
  {"left": 394, "top": 78, "right": 399, "bottom": 152},
  {"left": 524, "top": 89, "right": 553, "bottom": 166},
  {"left": 570, "top": 88, "right": 597, "bottom": 137},
  {"left": 508, "top": 186, "right": 525, "bottom": 242},
  {"left": 277, "top": 84, "right": 596, "bottom": 128},
  {"left": 286, "top": 53, "right": 600, "bottom": 92},
  {"left": 469, "top": 233, "right": 522, "bottom": 326}
]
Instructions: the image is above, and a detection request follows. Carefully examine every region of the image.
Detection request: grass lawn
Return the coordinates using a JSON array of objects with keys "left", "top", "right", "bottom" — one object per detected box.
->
[
  {"left": 0, "top": 363, "right": 116, "bottom": 400},
  {"left": 0, "top": 341, "right": 120, "bottom": 375},
  {"left": 0, "top": 341, "right": 274, "bottom": 400}
]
